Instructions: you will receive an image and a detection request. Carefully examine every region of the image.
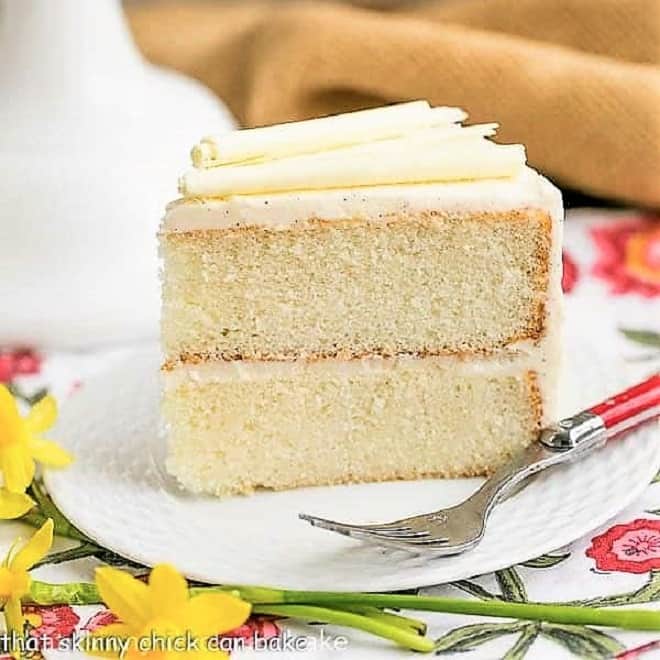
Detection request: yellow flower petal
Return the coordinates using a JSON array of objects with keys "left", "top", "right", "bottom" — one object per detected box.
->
[
  {"left": 0, "top": 567, "right": 14, "bottom": 597},
  {"left": 3, "top": 595, "right": 24, "bottom": 640},
  {"left": 10, "top": 518, "right": 53, "bottom": 572},
  {"left": 24, "top": 395, "right": 57, "bottom": 434},
  {"left": 184, "top": 593, "right": 251, "bottom": 638},
  {"left": 95, "top": 567, "right": 150, "bottom": 631},
  {"left": 0, "top": 489, "right": 34, "bottom": 520},
  {"left": 0, "top": 385, "right": 21, "bottom": 446},
  {"left": 29, "top": 437, "right": 73, "bottom": 468},
  {"left": 2, "top": 538, "right": 21, "bottom": 570},
  {"left": 147, "top": 564, "right": 189, "bottom": 620},
  {"left": 1, "top": 443, "right": 35, "bottom": 494}
]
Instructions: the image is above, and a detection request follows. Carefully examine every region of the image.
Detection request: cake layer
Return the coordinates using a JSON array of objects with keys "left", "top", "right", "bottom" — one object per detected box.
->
[
  {"left": 162, "top": 206, "right": 553, "bottom": 363},
  {"left": 163, "top": 355, "right": 544, "bottom": 496}
]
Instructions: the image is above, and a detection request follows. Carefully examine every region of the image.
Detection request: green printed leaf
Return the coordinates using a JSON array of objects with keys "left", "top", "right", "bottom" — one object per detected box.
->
[
  {"left": 653, "top": 471, "right": 660, "bottom": 485},
  {"left": 521, "top": 552, "right": 571, "bottom": 569},
  {"left": 33, "top": 543, "right": 100, "bottom": 569},
  {"left": 541, "top": 624, "right": 625, "bottom": 658},
  {"left": 496, "top": 568, "right": 527, "bottom": 602},
  {"left": 620, "top": 328, "right": 660, "bottom": 348},
  {"left": 646, "top": 509, "right": 660, "bottom": 516},
  {"left": 450, "top": 579, "right": 499, "bottom": 601},
  {"left": 638, "top": 571, "right": 660, "bottom": 601},
  {"left": 434, "top": 621, "right": 524, "bottom": 654},
  {"left": 21, "top": 480, "right": 142, "bottom": 570},
  {"left": 6, "top": 383, "right": 48, "bottom": 407},
  {"left": 25, "top": 481, "right": 90, "bottom": 543},
  {"left": 503, "top": 625, "right": 539, "bottom": 660},
  {"left": 33, "top": 543, "right": 142, "bottom": 571},
  {"left": 570, "top": 570, "right": 660, "bottom": 607}
]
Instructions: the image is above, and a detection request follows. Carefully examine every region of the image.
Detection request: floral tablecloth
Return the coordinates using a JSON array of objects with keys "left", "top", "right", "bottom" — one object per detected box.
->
[{"left": 1, "top": 209, "right": 659, "bottom": 660}]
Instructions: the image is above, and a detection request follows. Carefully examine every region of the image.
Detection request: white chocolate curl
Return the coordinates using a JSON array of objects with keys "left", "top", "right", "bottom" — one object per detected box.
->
[
  {"left": 181, "top": 102, "right": 526, "bottom": 197},
  {"left": 180, "top": 138, "right": 526, "bottom": 197},
  {"left": 190, "top": 101, "right": 467, "bottom": 167}
]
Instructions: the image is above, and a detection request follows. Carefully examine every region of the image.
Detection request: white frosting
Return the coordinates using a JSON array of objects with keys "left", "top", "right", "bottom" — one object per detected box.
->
[
  {"left": 541, "top": 177, "right": 565, "bottom": 421},
  {"left": 165, "top": 344, "right": 540, "bottom": 386},
  {"left": 164, "top": 332, "right": 561, "bottom": 425},
  {"left": 164, "top": 166, "right": 554, "bottom": 232}
]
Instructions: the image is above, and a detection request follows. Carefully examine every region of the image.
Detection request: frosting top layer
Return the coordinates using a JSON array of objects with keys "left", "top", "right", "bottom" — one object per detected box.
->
[
  {"left": 165, "top": 167, "right": 559, "bottom": 232},
  {"left": 179, "top": 101, "right": 527, "bottom": 199}
]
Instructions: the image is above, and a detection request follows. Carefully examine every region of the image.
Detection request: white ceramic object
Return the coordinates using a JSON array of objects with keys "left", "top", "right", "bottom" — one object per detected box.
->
[
  {"left": 45, "top": 345, "right": 660, "bottom": 592},
  {"left": 0, "top": 0, "right": 234, "bottom": 348}
]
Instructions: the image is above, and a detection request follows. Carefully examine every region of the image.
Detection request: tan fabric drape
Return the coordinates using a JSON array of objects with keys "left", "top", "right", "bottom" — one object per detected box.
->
[{"left": 127, "top": 0, "right": 660, "bottom": 207}]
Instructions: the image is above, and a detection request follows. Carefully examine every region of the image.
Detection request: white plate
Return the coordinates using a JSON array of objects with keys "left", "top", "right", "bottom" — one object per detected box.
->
[{"left": 45, "top": 344, "right": 660, "bottom": 592}]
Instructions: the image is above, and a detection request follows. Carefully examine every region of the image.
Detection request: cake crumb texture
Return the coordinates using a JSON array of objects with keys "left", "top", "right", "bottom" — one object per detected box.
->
[
  {"left": 164, "top": 360, "right": 541, "bottom": 496},
  {"left": 161, "top": 209, "right": 551, "bottom": 363}
]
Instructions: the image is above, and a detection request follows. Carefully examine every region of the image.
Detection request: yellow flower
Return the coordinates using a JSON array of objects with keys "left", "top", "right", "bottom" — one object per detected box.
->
[
  {"left": 0, "top": 519, "right": 54, "bottom": 652},
  {"left": 88, "top": 564, "right": 251, "bottom": 659},
  {"left": 0, "top": 385, "right": 72, "bottom": 518}
]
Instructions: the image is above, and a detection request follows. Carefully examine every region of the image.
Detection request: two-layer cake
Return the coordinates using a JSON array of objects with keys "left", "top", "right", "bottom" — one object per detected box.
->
[{"left": 160, "top": 101, "right": 563, "bottom": 496}]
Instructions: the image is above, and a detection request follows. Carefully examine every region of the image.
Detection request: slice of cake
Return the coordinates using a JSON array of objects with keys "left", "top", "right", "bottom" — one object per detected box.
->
[{"left": 160, "top": 101, "right": 563, "bottom": 496}]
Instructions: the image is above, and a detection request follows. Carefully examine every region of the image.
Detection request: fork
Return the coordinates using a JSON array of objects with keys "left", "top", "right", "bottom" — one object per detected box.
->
[{"left": 299, "top": 373, "right": 660, "bottom": 554}]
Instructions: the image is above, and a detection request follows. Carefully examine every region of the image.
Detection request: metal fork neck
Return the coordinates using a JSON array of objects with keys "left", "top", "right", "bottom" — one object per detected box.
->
[
  {"left": 468, "top": 411, "right": 607, "bottom": 513},
  {"left": 538, "top": 411, "right": 607, "bottom": 452}
]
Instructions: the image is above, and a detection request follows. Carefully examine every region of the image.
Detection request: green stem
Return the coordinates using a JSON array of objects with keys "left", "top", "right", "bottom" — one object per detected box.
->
[
  {"left": 27, "top": 582, "right": 433, "bottom": 653},
  {"left": 29, "top": 580, "right": 102, "bottom": 607},
  {"left": 251, "top": 604, "right": 435, "bottom": 653},
  {"left": 28, "top": 581, "right": 660, "bottom": 632},
  {"left": 338, "top": 605, "right": 427, "bottom": 635},
  {"left": 201, "top": 585, "right": 284, "bottom": 603},
  {"left": 274, "top": 592, "right": 660, "bottom": 631}
]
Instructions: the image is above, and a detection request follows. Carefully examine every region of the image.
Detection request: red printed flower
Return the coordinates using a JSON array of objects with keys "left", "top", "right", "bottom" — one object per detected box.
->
[
  {"left": 0, "top": 349, "right": 42, "bottom": 383},
  {"left": 24, "top": 605, "right": 79, "bottom": 647},
  {"left": 591, "top": 218, "right": 660, "bottom": 297},
  {"left": 586, "top": 519, "right": 660, "bottom": 573},
  {"left": 220, "top": 616, "right": 281, "bottom": 646},
  {"left": 562, "top": 251, "right": 579, "bottom": 294},
  {"left": 82, "top": 609, "right": 118, "bottom": 632}
]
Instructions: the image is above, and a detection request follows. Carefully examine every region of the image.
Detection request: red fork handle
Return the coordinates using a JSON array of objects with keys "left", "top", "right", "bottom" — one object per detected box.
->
[{"left": 588, "top": 373, "right": 660, "bottom": 438}]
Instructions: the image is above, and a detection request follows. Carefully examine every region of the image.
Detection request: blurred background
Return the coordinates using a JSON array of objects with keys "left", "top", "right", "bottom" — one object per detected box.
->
[
  {"left": 0, "top": 0, "right": 658, "bottom": 349},
  {"left": 124, "top": 0, "right": 659, "bottom": 207}
]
